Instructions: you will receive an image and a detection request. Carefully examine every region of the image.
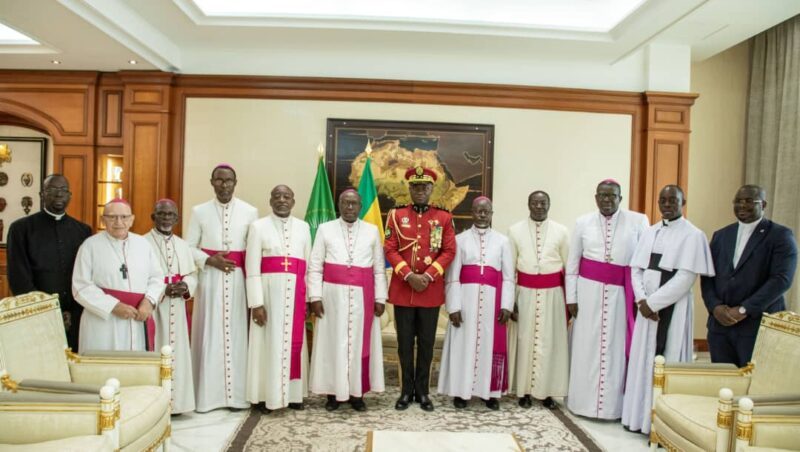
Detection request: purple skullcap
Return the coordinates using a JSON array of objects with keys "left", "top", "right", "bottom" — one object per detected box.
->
[
  {"left": 106, "top": 198, "right": 130, "bottom": 206},
  {"left": 214, "top": 163, "right": 234, "bottom": 171},
  {"left": 599, "top": 178, "right": 620, "bottom": 186},
  {"left": 156, "top": 198, "right": 177, "bottom": 207},
  {"left": 472, "top": 195, "right": 492, "bottom": 207}
]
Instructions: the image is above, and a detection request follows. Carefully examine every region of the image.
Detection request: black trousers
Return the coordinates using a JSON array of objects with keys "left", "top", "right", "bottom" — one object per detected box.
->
[
  {"left": 65, "top": 308, "right": 82, "bottom": 351},
  {"left": 394, "top": 305, "right": 440, "bottom": 397},
  {"left": 708, "top": 330, "right": 757, "bottom": 368}
]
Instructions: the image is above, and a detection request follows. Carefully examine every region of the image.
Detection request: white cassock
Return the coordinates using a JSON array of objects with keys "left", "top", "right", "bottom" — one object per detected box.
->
[
  {"left": 73, "top": 231, "right": 164, "bottom": 353},
  {"left": 245, "top": 215, "right": 311, "bottom": 410},
  {"left": 308, "top": 219, "right": 387, "bottom": 401},
  {"left": 146, "top": 229, "right": 198, "bottom": 414},
  {"left": 507, "top": 218, "right": 570, "bottom": 399},
  {"left": 565, "top": 210, "right": 649, "bottom": 419},
  {"left": 622, "top": 217, "right": 714, "bottom": 433},
  {"left": 185, "top": 197, "right": 258, "bottom": 412},
  {"left": 438, "top": 227, "right": 515, "bottom": 400}
]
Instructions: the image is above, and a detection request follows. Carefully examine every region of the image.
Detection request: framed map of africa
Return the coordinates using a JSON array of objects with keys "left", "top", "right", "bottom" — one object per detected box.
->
[{"left": 325, "top": 119, "right": 494, "bottom": 233}]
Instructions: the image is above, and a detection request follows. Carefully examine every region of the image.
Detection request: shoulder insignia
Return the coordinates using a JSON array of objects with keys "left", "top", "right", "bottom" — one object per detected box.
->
[{"left": 385, "top": 227, "right": 392, "bottom": 239}]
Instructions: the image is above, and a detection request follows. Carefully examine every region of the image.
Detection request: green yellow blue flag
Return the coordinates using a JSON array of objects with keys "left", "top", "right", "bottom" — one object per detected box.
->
[
  {"left": 305, "top": 156, "right": 336, "bottom": 242},
  {"left": 357, "top": 154, "right": 385, "bottom": 243}
]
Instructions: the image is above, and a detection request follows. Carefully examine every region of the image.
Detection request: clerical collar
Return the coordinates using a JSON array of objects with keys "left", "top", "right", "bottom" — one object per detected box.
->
[
  {"left": 411, "top": 204, "right": 429, "bottom": 213},
  {"left": 473, "top": 225, "right": 489, "bottom": 235},
  {"left": 214, "top": 197, "right": 234, "bottom": 208},
  {"left": 739, "top": 216, "right": 763, "bottom": 228},
  {"left": 661, "top": 217, "right": 684, "bottom": 227},
  {"left": 43, "top": 207, "right": 65, "bottom": 221},
  {"left": 600, "top": 210, "right": 620, "bottom": 222},
  {"left": 153, "top": 228, "right": 173, "bottom": 239},
  {"left": 277, "top": 215, "right": 289, "bottom": 223},
  {"left": 528, "top": 218, "right": 546, "bottom": 226},
  {"left": 105, "top": 230, "right": 129, "bottom": 242},
  {"left": 341, "top": 218, "right": 357, "bottom": 228}
]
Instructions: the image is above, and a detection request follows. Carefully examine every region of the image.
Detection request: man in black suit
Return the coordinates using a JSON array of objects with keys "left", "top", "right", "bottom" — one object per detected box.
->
[{"left": 701, "top": 185, "right": 797, "bottom": 367}]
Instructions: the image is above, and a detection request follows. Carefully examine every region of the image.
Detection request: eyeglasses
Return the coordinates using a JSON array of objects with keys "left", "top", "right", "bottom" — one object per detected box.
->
[
  {"left": 732, "top": 199, "right": 763, "bottom": 206},
  {"left": 596, "top": 193, "right": 620, "bottom": 200},
  {"left": 102, "top": 215, "right": 132, "bottom": 223},
  {"left": 44, "top": 188, "right": 71, "bottom": 196},
  {"left": 211, "top": 178, "right": 236, "bottom": 187}
]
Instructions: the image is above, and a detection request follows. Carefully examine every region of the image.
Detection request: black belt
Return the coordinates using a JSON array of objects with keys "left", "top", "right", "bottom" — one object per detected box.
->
[{"left": 647, "top": 253, "right": 676, "bottom": 356}]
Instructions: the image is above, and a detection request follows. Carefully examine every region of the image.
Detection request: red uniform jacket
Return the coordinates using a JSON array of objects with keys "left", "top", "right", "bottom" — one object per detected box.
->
[{"left": 384, "top": 204, "right": 456, "bottom": 307}]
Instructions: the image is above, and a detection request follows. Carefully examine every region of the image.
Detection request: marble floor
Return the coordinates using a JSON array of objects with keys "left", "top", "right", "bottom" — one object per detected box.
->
[{"left": 171, "top": 400, "right": 654, "bottom": 451}]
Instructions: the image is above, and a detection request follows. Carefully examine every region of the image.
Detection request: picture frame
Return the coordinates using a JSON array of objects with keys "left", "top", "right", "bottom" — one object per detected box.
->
[
  {"left": 0, "top": 136, "right": 48, "bottom": 246},
  {"left": 325, "top": 119, "right": 494, "bottom": 232}
]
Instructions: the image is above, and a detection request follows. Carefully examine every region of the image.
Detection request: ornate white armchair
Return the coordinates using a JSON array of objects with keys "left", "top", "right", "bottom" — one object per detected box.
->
[
  {"left": 0, "top": 292, "right": 173, "bottom": 451},
  {"left": 649, "top": 311, "right": 800, "bottom": 452}
]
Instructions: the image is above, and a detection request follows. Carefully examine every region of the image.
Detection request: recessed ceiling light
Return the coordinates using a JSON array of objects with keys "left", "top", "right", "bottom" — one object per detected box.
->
[
  {"left": 128, "top": 59, "right": 138, "bottom": 65},
  {"left": 51, "top": 60, "right": 61, "bottom": 65}
]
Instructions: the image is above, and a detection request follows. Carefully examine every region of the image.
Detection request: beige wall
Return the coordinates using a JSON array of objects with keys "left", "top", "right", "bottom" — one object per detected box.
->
[
  {"left": 183, "top": 98, "right": 631, "bottom": 234},
  {"left": 688, "top": 41, "right": 751, "bottom": 339}
]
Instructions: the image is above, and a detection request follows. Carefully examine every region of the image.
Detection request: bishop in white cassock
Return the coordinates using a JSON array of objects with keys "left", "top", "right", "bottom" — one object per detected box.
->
[
  {"left": 622, "top": 185, "right": 714, "bottom": 434},
  {"left": 308, "top": 190, "right": 387, "bottom": 412},
  {"left": 73, "top": 199, "right": 164, "bottom": 353},
  {"left": 185, "top": 165, "right": 258, "bottom": 412},
  {"left": 146, "top": 199, "right": 198, "bottom": 414},
  {"left": 245, "top": 185, "right": 312, "bottom": 412},
  {"left": 438, "top": 197, "right": 514, "bottom": 410},
  {"left": 566, "top": 180, "right": 649, "bottom": 420},
  {"left": 507, "top": 191, "right": 570, "bottom": 409}
]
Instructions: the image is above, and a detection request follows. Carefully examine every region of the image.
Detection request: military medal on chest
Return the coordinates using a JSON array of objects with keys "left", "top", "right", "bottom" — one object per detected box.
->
[{"left": 429, "top": 219, "right": 442, "bottom": 252}]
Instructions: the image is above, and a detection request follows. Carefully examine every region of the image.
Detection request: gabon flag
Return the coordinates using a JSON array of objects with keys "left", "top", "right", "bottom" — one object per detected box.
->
[{"left": 357, "top": 142, "right": 385, "bottom": 243}]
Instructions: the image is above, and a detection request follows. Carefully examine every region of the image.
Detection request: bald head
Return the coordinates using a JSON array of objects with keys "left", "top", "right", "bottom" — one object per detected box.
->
[
  {"left": 41, "top": 174, "right": 71, "bottom": 214},
  {"left": 152, "top": 199, "right": 179, "bottom": 235},
  {"left": 270, "top": 184, "right": 295, "bottom": 218}
]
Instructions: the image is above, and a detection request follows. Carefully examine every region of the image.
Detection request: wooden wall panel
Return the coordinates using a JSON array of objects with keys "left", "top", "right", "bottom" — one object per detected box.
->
[
  {"left": 55, "top": 145, "right": 94, "bottom": 227},
  {"left": 123, "top": 113, "right": 169, "bottom": 234},
  {"left": 642, "top": 92, "right": 697, "bottom": 222}
]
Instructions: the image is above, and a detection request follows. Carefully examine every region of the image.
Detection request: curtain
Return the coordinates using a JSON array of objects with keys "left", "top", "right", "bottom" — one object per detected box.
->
[{"left": 745, "top": 14, "right": 800, "bottom": 312}]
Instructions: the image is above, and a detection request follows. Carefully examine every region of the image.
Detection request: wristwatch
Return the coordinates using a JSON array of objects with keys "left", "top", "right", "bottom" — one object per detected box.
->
[{"left": 738, "top": 306, "right": 747, "bottom": 315}]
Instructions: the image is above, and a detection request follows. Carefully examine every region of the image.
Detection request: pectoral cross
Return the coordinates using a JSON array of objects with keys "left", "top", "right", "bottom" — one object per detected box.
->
[
  {"left": 281, "top": 256, "right": 292, "bottom": 271},
  {"left": 120, "top": 263, "right": 128, "bottom": 280}
]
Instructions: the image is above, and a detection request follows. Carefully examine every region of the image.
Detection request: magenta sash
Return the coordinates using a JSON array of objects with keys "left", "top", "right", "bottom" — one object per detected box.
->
[
  {"left": 322, "top": 262, "right": 375, "bottom": 394},
  {"left": 516, "top": 270, "right": 563, "bottom": 289},
  {"left": 517, "top": 270, "right": 569, "bottom": 323},
  {"left": 163, "top": 274, "right": 193, "bottom": 340},
  {"left": 578, "top": 257, "right": 635, "bottom": 359},
  {"left": 459, "top": 264, "right": 508, "bottom": 393},
  {"left": 102, "top": 287, "right": 156, "bottom": 352},
  {"left": 260, "top": 256, "right": 307, "bottom": 381},
  {"left": 201, "top": 249, "right": 246, "bottom": 276}
]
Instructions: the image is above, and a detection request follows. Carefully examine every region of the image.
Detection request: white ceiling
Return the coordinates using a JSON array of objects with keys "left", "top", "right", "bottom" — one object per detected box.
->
[{"left": 0, "top": 0, "right": 797, "bottom": 90}]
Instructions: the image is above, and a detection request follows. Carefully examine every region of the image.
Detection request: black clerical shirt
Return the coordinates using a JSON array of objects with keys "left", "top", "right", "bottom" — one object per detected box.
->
[{"left": 7, "top": 210, "right": 92, "bottom": 312}]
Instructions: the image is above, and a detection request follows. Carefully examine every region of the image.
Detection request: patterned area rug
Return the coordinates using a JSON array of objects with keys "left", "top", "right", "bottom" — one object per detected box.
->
[{"left": 225, "top": 386, "right": 602, "bottom": 451}]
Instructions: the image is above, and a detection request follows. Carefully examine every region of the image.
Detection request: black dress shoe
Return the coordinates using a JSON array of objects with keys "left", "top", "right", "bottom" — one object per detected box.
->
[
  {"left": 453, "top": 397, "right": 468, "bottom": 409},
  {"left": 349, "top": 397, "right": 367, "bottom": 412},
  {"left": 484, "top": 398, "right": 500, "bottom": 410},
  {"left": 541, "top": 397, "right": 557, "bottom": 409},
  {"left": 418, "top": 394, "right": 435, "bottom": 412},
  {"left": 395, "top": 394, "right": 413, "bottom": 411},
  {"left": 518, "top": 395, "right": 533, "bottom": 409},
  {"left": 325, "top": 395, "right": 340, "bottom": 412},
  {"left": 253, "top": 403, "right": 271, "bottom": 415},
  {"left": 288, "top": 402, "right": 305, "bottom": 410},
  {"left": 229, "top": 407, "right": 246, "bottom": 412}
]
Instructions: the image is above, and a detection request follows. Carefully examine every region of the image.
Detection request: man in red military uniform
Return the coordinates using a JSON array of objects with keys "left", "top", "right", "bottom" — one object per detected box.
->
[{"left": 384, "top": 166, "right": 456, "bottom": 411}]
